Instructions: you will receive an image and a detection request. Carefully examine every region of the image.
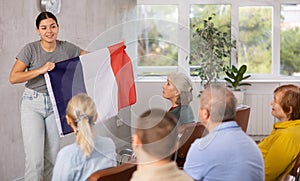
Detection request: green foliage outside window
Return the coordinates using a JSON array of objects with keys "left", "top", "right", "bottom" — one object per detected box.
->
[
  {"left": 137, "top": 5, "right": 178, "bottom": 71},
  {"left": 238, "top": 7, "right": 272, "bottom": 74},
  {"left": 280, "top": 27, "right": 300, "bottom": 75}
]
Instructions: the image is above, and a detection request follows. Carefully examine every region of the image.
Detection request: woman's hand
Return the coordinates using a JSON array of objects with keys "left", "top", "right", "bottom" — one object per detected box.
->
[
  {"left": 9, "top": 60, "right": 55, "bottom": 84},
  {"left": 39, "top": 62, "right": 55, "bottom": 74}
]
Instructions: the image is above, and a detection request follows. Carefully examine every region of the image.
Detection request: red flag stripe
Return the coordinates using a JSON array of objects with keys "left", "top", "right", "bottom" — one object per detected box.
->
[{"left": 108, "top": 42, "right": 136, "bottom": 110}]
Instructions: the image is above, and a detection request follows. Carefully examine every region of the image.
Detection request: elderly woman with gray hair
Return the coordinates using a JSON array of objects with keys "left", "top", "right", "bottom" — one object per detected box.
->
[{"left": 162, "top": 72, "right": 195, "bottom": 125}]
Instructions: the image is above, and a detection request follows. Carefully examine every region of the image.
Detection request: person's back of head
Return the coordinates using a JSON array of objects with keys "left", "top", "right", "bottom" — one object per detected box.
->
[
  {"left": 199, "top": 83, "right": 237, "bottom": 122},
  {"left": 133, "top": 109, "right": 179, "bottom": 161},
  {"left": 66, "top": 93, "right": 98, "bottom": 158}
]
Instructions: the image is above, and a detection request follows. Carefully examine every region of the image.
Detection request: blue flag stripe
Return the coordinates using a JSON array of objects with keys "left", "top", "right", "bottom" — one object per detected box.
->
[{"left": 46, "top": 57, "right": 87, "bottom": 135}]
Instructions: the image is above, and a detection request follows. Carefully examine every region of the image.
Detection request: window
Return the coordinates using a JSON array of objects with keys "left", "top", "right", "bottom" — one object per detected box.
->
[
  {"left": 137, "top": 0, "right": 300, "bottom": 79},
  {"left": 190, "top": 4, "right": 231, "bottom": 75},
  {"left": 238, "top": 6, "right": 273, "bottom": 74},
  {"left": 137, "top": 5, "right": 178, "bottom": 76},
  {"left": 280, "top": 4, "right": 300, "bottom": 76}
]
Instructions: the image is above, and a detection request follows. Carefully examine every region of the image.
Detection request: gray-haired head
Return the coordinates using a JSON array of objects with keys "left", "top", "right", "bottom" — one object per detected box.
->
[
  {"left": 199, "top": 83, "right": 237, "bottom": 122},
  {"left": 167, "top": 72, "right": 193, "bottom": 105}
]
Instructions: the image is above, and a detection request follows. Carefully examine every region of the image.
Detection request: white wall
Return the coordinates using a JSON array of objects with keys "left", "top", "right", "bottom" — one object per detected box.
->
[
  {"left": 0, "top": 0, "right": 136, "bottom": 180},
  {"left": 131, "top": 79, "right": 300, "bottom": 137}
]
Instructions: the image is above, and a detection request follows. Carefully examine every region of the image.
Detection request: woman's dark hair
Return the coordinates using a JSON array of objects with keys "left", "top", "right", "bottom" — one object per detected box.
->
[{"left": 36, "top": 11, "right": 58, "bottom": 29}]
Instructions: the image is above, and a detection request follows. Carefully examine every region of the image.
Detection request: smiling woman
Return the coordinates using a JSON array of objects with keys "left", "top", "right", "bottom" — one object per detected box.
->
[
  {"left": 38, "top": 18, "right": 59, "bottom": 52},
  {"left": 9, "top": 11, "right": 88, "bottom": 181}
]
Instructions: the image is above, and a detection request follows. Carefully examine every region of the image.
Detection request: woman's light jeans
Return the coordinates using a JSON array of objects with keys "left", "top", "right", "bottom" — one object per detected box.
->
[{"left": 21, "top": 88, "right": 60, "bottom": 181}]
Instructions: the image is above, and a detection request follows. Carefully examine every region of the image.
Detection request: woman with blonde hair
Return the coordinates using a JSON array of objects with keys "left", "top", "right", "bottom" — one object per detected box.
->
[{"left": 52, "top": 93, "right": 117, "bottom": 181}]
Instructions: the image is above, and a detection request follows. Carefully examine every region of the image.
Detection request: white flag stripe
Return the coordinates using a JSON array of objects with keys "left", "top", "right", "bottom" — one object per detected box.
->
[{"left": 80, "top": 48, "right": 118, "bottom": 123}]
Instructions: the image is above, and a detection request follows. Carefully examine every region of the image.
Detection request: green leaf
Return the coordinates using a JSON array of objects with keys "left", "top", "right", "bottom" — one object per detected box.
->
[
  {"left": 232, "top": 65, "right": 238, "bottom": 72},
  {"left": 242, "top": 75, "right": 251, "bottom": 80},
  {"left": 239, "top": 83, "right": 252, "bottom": 86},
  {"left": 239, "top": 65, "right": 247, "bottom": 74}
]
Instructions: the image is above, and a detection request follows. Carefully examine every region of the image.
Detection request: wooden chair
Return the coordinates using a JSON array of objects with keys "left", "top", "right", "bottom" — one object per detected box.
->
[
  {"left": 88, "top": 162, "right": 137, "bottom": 181},
  {"left": 174, "top": 106, "right": 250, "bottom": 168},
  {"left": 291, "top": 152, "right": 300, "bottom": 180},
  {"left": 175, "top": 122, "right": 208, "bottom": 168},
  {"left": 235, "top": 105, "right": 251, "bottom": 133},
  {"left": 282, "top": 175, "right": 296, "bottom": 181}
]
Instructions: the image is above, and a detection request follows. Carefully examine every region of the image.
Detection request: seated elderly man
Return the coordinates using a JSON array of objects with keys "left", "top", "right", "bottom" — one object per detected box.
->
[{"left": 184, "top": 83, "right": 264, "bottom": 181}]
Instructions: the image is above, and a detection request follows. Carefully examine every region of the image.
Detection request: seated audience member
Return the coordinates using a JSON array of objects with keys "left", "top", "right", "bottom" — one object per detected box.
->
[
  {"left": 184, "top": 83, "right": 264, "bottom": 181},
  {"left": 130, "top": 109, "right": 193, "bottom": 181},
  {"left": 258, "top": 84, "right": 300, "bottom": 181},
  {"left": 162, "top": 72, "right": 195, "bottom": 125},
  {"left": 52, "top": 93, "right": 117, "bottom": 181}
]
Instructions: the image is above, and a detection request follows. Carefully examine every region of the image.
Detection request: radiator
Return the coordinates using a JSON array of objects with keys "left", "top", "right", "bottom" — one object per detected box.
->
[{"left": 245, "top": 92, "right": 274, "bottom": 136}]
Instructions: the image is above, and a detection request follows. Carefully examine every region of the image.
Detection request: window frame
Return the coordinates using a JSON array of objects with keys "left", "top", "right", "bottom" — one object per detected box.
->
[{"left": 136, "top": 0, "right": 300, "bottom": 80}]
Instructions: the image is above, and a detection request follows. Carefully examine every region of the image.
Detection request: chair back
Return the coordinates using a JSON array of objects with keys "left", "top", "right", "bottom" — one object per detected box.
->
[
  {"left": 291, "top": 152, "right": 300, "bottom": 179},
  {"left": 175, "top": 122, "right": 208, "bottom": 168},
  {"left": 88, "top": 162, "right": 137, "bottom": 181},
  {"left": 235, "top": 105, "right": 251, "bottom": 133},
  {"left": 282, "top": 175, "right": 296, "bottom": 181}
]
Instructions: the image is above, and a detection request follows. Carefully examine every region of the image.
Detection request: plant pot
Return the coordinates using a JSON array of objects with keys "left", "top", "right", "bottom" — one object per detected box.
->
[{"left": 232, "top": 90, "right": 245, "bottom": 106}]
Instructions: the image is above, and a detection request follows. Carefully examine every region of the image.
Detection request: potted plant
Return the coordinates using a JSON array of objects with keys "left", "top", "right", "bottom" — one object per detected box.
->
[
  {"left": 224, "top": 64, "right": 251, "bottom": 105},
  {"left": 190, "top": 13, "right": 236, "bottom": 89}
]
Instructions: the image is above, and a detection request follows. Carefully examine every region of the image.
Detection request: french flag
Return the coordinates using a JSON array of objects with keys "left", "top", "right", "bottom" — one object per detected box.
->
[{"left": 44, "top": 42, "right": 136, "bottom": 136}]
